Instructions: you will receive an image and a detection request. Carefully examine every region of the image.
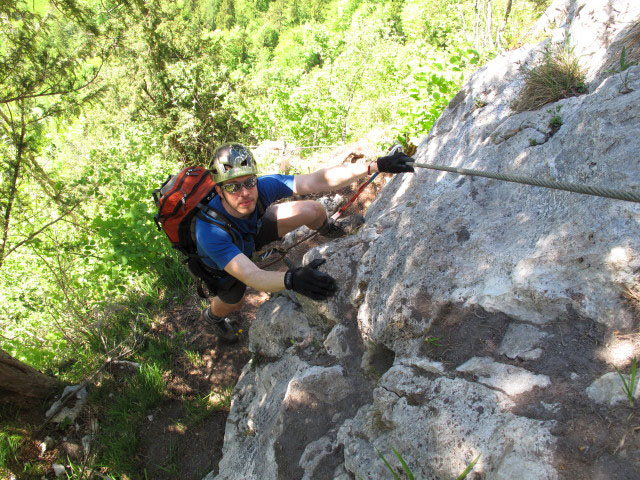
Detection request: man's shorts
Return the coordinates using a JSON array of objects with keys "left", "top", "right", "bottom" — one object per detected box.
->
[{"left": 191, "top": 214, "right": 280, "bottom": 304}]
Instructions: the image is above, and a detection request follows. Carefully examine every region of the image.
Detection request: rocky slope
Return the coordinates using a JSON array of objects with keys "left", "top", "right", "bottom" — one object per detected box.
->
[{"left": 206, "top": 1, "right": 640, "bottom": 478}]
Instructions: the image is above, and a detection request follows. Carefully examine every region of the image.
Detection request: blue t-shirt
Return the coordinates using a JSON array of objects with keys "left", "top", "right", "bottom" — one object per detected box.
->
[{"left": 195, "top": 174, "right": 294, "bottom": 269}]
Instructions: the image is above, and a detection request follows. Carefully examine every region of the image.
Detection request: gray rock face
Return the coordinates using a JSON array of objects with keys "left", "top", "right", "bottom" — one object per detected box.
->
[
  {"left": 456, "top": 357, "right": 551, "bottom": 396},
  {"left": 586, "top": 372, "right": 640, "bottom": 407},
  {"left": 339, "top": 365, "right": 557, "bottom": 480},
  {"left": 362, "top": 69, "right": 640, "bottom": 335},
  {"left": 249, "top": 296, "right": 319, "bottom": 358},
  {"left": 498, "top": 323, "right": 549, "bottom": 360},
  {"left": 206, "top": 3, "right": 640, "bottom": 480}
]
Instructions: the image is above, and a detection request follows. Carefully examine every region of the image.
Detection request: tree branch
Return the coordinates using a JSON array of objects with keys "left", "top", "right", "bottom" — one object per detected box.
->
[
  {"left": 0, "top": 57, "right": 104, "bottom": 106},
  {"left": 1, "top": 203, "right": 81, "bottom": 265},
  {"left": 0, "top": 109, "right": 26, "bottom": 268}
]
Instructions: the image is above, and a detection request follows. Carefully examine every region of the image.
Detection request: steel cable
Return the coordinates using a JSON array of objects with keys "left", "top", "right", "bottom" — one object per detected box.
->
[{"left": 408, "top": 161, "right": 640, "bottom": 203}]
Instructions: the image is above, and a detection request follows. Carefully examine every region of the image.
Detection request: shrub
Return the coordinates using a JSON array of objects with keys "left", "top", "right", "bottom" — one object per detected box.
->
[{"left": 512, "top": 40, "right": 586, "bottom": 112}]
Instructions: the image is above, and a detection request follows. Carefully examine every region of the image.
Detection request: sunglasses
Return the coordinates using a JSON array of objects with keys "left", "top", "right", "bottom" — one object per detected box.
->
[{"left": 220, "top": 176, "right": 258, "bottom": 194}]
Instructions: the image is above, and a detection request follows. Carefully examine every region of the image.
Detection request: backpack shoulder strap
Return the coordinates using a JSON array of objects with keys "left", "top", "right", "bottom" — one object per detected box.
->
[
  {"left": 256, "top": 195, "right": 265, "bottom": 218},
  {"left": 196, "top": 203, "right": 242, "bottom": 248}
]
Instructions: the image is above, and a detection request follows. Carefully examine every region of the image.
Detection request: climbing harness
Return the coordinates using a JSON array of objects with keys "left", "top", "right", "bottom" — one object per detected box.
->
[{"left": 406, "top": 161, "right": 640, "bottom": 204}]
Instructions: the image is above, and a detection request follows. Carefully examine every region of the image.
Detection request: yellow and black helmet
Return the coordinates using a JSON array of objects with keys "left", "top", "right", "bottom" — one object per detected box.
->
[{"left": 210, "top": 143, "right": 258, "bottom": 184}]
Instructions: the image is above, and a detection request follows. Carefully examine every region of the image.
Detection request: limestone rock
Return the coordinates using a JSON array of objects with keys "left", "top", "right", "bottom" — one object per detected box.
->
[
  {"left": 360, "top": 66, "right": 640, "bottom": 338},
  {"left": 249, "top": 296, "right": 318, "bottom": 358},
  {"left": 210, "top": 355, "right": 370, "bottom": 480},
  {"left": 338, "top": 365, "right": 557, "bottom": 480},
  {"left": 46, "top": 385, "right": 88, "bottom": 424},
  {"left": 456, "top": 357, "right": 551, "bottom": 396},
  {"left": 586, "top": 371, "right": 640, "bottom": 407},
  {"left": 498, "top": 323, "right": 549, "bottom": 360},
  {"left": 323, "top": 324, "right": 352, "bottom": 359}
]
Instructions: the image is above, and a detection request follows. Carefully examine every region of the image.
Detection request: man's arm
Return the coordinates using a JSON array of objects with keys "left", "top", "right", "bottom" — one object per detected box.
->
[
  {"left": 224, "top": 253, "right": 285, "bottom": 292},
  {"left": 224, "top": 253, "right": 338, "bottom": 300},
  {"left": 293, "top": 160, "right": 376, "bottom": 195}
]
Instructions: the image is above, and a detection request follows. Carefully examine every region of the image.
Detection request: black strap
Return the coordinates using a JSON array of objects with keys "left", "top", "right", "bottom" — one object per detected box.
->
[{"left": 196, "top": 205, "right": 242, "bottom": 247}]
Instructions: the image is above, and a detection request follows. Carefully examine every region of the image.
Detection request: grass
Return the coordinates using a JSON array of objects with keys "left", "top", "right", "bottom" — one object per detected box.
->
[
  {"left": 0, "top": 431, "right": 22, "bottom": 469},
  {"left": 512, "top": 40, "right": 586, "bottom": 112},
  {"left": 376, "top": 448, "right": 481, "bottom": 479},
  {"left": 614, "top": 358, "right": 638, "bottom": 406},
  {"left": 0, "top": 288, "right": 192, "bottom": 478},
  {"left": 93, "top": 362, "right": 166, "bottom": 473},
  {"left": 184, "top": 349, "right": 205, "bottom": 368},
  {"left": 377, "top": 448, "right": 414, "bottom": 480},
  {"left": 424, "top": 336, "right": 443, "bottom": 348},
  {"left": 607, "top": 47, "right": 637, "bottom": 94},
  {"left": 456, "top": 454, "right": 481, "bottom": 480},
  {"left": 184, "top": 386, "right": 234, "bottom": 425}
]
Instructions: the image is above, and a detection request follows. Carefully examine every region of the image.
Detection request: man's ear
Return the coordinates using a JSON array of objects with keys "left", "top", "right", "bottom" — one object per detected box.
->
[{"left": 214, "top": 184, "right": 222, "bottom": 196}]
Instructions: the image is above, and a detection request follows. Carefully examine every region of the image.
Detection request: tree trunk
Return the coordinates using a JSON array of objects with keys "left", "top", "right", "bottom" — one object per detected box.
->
[
  {"left": 0, "top": 105, "right": 26, "bottom": 269},
  {"left": 496, "top": 0, "right": 514, "bottom": 49},
  {"left": 0, "top": 348, "right": 62, "bottom": 407},
  {"left": 474, "top": 0, "right": 480, "bottom": 50},
  {"left": 485, "top": 0, "right": 493, "bottom": 49}
]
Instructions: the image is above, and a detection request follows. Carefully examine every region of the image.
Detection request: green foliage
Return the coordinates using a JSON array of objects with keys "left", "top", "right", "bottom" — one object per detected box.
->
[
  {"left": 424, "top": 336, "right": 443, "bottom": 347},
  {"left": 216, "top": 0, "right": 236, "bottom": 29},
  {"left": 0, "top": 431, "right": 22, "bottom": 468},
  {"left": 456, "top": 454, "right": 481, "bottom": 479},
  {"left": 512, "top": 39, "right": 587, "bottom": 112},
  {"left": 615, "top": 358, "right": 639, "bottom": 407},
  {"left": 549, "top": 114, "right": 563, "bottom": 129},
  {"left": 95, "top": 362, "right": 166, "bottom": 473},
  {"left": 548, "top": 105, "right": 563, "bottom": 135},
  {"left": 395, "top": 46, "right": 480, "bottom": 145}
]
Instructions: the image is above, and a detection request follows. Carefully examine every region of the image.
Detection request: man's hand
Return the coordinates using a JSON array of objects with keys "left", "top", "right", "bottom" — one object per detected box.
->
[
  {"left": 377, "top": 151, "right": 415, "bottom": 173},
  {"left": 284, "top": 258, "right": 337, "bottom": 300}
]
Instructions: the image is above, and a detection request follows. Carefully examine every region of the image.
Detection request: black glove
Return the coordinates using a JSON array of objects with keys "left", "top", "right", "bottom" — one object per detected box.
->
[
  {"left": 376, "top": 151, "right": 415, "bottom": 173},
  {"left": 284, "top": 258, "right": 337, "bottom": 301}
]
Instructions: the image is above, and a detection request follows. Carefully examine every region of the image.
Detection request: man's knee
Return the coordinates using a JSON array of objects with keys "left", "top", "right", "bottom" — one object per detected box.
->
[
  {"left": 210, "top": 296, "right": 244, "bottom": 316},
  {"left": 273, "top": 200, "right": 327, "bottom": 235},
  {"left": 305, "top": 200, "right": 327, "bottom": 227}
]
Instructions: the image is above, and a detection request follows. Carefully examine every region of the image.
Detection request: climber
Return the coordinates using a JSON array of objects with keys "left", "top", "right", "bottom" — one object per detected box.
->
[{"left": 192, "top": 143, "right": 414, "bottom": 342}]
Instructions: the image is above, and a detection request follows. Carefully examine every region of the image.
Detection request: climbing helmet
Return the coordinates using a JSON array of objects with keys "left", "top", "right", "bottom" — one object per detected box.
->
[{"left": 210, "top": 143, "right": 258, "bottom": 184}]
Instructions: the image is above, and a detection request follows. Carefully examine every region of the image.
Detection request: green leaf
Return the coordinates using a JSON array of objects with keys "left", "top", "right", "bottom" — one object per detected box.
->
[
  {"left": 392, "top": 448, "right": 415, "bottom": 480},
  {"left": 457, "top": 454, "right": 481, "bottom": 480},
  {"left": 376, "top": 449, "right": 402, "bottom": 480}
]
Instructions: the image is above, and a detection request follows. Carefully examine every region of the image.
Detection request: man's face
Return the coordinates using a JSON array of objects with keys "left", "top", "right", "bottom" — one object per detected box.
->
[{"left": 216, "top": 175, "right": 258, "bottom": 219}]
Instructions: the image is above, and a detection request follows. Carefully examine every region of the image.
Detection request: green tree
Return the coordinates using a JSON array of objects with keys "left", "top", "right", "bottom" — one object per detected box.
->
[
  {"left": 0, "top": 0, "right": 110, "bottom": 269},
  {"left": 215, "top": 0, "right": 236, "bottom": 29}
]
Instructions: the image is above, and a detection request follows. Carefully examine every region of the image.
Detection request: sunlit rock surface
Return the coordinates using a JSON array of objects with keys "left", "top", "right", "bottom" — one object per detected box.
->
[{"left": 205, "top": 2, "right": 640, "bottom": 479}]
